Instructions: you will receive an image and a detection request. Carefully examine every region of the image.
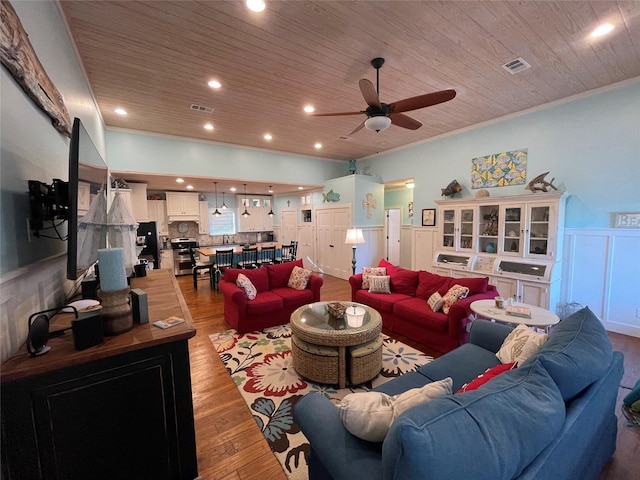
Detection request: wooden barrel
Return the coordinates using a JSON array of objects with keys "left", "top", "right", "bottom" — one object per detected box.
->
[{"left": 97, "top": 288, "right": 133, "bottom": 335}]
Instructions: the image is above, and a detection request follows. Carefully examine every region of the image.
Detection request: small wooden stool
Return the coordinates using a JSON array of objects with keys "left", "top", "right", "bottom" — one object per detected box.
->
[
  {"left": 348, "top": 335, "right": 383, "bottom": 385},
  {"left": 291, "top": 335, "right": 340, "bottom": 385}
]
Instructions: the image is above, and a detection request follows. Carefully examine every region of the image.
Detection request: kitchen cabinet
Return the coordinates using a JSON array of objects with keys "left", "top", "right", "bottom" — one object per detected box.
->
[
  {"left": 166, "top": 192, "right": 199, "bottom": 219},
  {"left": 435, "top": 192, "right": 566, "bottom": 309},
  {"left": 198, "top": 201, "right": 210, "bottom": 234},
  {"left": 148, "top": 200, "right": 168, "bottom": 235},
  {"left": 129, "top": 183, "right": 149, "bottom": 221},
  {"left": 109, "top": 188, "right": 134, "bottom": 218},
  {"left": 237, "top": 206, "right": 273, "bottom": 232}
]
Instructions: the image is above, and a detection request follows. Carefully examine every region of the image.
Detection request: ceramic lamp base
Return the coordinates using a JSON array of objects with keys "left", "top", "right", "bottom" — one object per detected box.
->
[{"left": 98, "top": 288, "right": 133, "bottom": 335}]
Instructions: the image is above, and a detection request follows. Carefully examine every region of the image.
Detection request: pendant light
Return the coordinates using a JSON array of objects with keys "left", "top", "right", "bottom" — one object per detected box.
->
[
  {"left": 267, "top": 186, "right": 274, "bottom": 216},
  {"left": 242, "top": 184, "right": 250, "bottom": 217},
  {"left": 212, "top": 181, "right": 221, "bottom": 216},
  {"left": 221, "top": 191, "right": 227, "bottom": 210}
]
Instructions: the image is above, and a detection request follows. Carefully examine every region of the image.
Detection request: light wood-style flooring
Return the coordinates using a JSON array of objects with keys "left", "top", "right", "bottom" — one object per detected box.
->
[{"left": 177, "top": 273, "right": 640, "bottom": 480}]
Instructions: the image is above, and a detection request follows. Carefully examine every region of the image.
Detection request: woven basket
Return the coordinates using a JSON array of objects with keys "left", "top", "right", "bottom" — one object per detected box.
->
[{"left": 327, "top": 302, "right": 346, "bottom": 319}]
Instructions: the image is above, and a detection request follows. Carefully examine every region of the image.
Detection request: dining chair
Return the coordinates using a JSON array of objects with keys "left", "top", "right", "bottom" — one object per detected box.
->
[
  {"left": 258, "top": 246, "right": 276, "bottom": 267},
  {"left": 290, "top": 241, "right": 298, "bottom": 260},
  {"left": 212, "top": 248, "right": 234, "bottom": 292},
  {"left": 189, "top": 247, "right": 213, "bottom": 290},
  {"left": 238, "top": 247, "right": 258, "bottom": 269}
]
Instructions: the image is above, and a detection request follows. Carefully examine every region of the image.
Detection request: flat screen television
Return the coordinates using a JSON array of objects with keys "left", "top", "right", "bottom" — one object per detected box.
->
[{"left": 67, "top": 118, "right": 109, "bottom": 280}]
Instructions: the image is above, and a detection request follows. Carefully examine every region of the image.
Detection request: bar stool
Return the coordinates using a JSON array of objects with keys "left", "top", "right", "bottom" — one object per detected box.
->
[
  {"left": 258, "top": 246, "right": 276, "bottom": 266},
  {"left": 189, "top": 247, "right": 213, "bottom": 290},
  {"left": 277, "top": 244, "right": 293, "bottom": 263},
  {"left": 212, "top": 248, "right": 234, "bottom": 292},
  {"left": 238, "top": 247, "right": 258, "bottom": 269}
]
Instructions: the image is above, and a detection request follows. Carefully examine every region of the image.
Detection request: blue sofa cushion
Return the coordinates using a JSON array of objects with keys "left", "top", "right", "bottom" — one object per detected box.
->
[
  {"left": 382, "top": 360, "right": 565, "bottom": 480},
  {"left": 523, "top": 306, "right": 613, "bottom": 402}
]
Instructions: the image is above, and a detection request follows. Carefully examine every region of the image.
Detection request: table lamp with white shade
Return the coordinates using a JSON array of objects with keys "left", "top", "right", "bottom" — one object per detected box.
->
[{"left": 345, "top": 228, "right": 365, "bottom": 275}]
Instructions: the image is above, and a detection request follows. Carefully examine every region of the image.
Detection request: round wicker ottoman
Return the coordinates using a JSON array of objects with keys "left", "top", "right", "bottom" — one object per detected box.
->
[
  {"left": 348, "top": 335, "right": 383, "bottom": 385},
  {"left": 290, "top": 301, "right": 382, "bottom": 388}
]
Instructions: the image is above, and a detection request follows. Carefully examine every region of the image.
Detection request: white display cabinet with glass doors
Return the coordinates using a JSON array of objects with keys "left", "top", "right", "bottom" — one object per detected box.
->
[
  {"left": 439, "top": 206, "right": 476, "bottom": 251},
  {"left": 434, "top": 192, "right": 567, "bottom": 309}
]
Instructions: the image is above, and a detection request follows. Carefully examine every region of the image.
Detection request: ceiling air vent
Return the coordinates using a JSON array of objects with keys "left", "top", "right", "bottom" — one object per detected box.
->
[
  {"left": 502, "top": 57, "right": 531, "bottom": 74},
  {"left": 190, "top": 104, "right": 214, "bottom": 113}
]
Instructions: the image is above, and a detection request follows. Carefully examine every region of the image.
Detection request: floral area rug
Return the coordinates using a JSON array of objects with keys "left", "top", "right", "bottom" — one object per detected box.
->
[{"left": 209, "top": 324, "right": 433, "bottom": 480}]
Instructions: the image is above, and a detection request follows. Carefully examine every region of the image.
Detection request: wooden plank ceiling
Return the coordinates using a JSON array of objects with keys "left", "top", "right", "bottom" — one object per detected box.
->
[{"left": 59, "top": 1, "right": 640, "bottom": 186}]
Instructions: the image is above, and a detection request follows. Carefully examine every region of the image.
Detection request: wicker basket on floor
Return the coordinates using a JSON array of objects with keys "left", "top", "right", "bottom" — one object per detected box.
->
[
  {"left": 348, "top": 335, "right": 383, "bottom": 385},
  {"left": 291, "top": 334, "right": 340, "bottom": 385}
]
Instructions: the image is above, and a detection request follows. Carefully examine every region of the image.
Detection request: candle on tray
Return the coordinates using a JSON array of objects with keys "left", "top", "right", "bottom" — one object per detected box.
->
[{"left": 97, "top": 248, "right": 127, "bottom": 292}]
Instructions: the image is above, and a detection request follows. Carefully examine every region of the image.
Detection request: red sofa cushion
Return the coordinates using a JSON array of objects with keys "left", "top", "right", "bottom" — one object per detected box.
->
[
  {"left": 378, "top": 258, "right": 400, "bottom": 276},
  {"left": 416, "top": 271, "right": 452, "bottom": 300},
  {"left": 390, "top": 268, "right": 420, "bottom": 296},
  {"left": 393, "top": 297, "right": 450, "bottom": 334},
  {"left": 267, "top": 259, "right": 304, "bottom": 288},
  {"left": 245, "top": 291, "right": 284, "bottom": 315},
  {"left": 354, "top": 290, "right": 412, "bottom": 314},
  {"left": 222, "top": 267, "right": 270, "bottom": 292},
  {"left": 272, "top": 286, "right": 315, "bottom": 308},
  {"left": 448, "top": 276, "right": 489, "bottom": 296},
  {"left": 456, "top": 362, "right": 516, "bottom": 393}
]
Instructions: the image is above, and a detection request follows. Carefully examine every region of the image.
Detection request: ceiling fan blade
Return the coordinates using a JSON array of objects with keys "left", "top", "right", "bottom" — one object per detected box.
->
[
  {"left": 348, "top": 120, "right": 366, "bottom": 136},
  {"left": 359, "top": 79, "right": 381, "bottom": 109},
  {"left": 309, "top": 111, "right": 365, "bottom": 117},
  {"left": 388, "top": 89, "right": 457, "bottom": 114},
  {"left": 390, "top": 113, "right": 422, "bottom": 130}
]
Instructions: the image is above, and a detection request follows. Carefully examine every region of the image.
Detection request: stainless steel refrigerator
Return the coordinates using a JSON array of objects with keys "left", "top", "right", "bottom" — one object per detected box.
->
[{"left": 136, "top": 221, "right": 160, "bottom": 269}]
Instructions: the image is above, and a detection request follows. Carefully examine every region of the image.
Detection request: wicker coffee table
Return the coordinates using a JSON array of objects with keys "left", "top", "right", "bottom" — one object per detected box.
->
[{"left": 290, "top": 301, "right": 382, "bottom": 388}]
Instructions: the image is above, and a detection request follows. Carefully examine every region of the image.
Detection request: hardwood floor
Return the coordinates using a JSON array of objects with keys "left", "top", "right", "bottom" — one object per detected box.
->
[{"left": 177, "top": 273, "right": 640, "bottom": 480}]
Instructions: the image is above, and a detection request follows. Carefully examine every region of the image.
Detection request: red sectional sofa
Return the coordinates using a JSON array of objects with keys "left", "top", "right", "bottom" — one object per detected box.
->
[
  {"left": 219, "top": 259, "right": 323, "bottom": 333},
  {"left": 349, "top": 259, "right": 497, "bottom": 353}
]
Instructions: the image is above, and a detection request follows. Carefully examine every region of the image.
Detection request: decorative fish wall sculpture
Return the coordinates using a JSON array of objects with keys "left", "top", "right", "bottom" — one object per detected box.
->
[
  {"left": 322, "top": 189, "right": 341, "bottom": 202},
  {"left": 441, "top": 180, "right": 462, "bottom": 198}
]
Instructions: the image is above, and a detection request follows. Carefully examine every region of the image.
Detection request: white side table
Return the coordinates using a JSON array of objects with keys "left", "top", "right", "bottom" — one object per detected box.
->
[{"left": 470, "top": 299, "right": 559, "bottom": 333}]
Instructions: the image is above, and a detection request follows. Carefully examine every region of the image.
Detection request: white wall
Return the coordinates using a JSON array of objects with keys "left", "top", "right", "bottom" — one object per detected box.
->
[{"left": 0, "top": 0, "right": 104, "bottom": 360}]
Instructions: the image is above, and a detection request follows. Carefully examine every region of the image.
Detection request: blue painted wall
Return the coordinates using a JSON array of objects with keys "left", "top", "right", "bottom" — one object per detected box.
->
[{"left": 360, "top": 80, "right": 640, "bottom": 229}]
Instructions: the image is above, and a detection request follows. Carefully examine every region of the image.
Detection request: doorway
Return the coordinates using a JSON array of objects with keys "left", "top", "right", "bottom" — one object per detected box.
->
[{"left": 385, "top": 208, "right": 400, "bottom": 265}]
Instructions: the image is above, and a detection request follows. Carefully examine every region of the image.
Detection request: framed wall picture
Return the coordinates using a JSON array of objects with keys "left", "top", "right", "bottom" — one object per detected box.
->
[{"left": 422, "top": 208, "right": 436, "bottom": 227}]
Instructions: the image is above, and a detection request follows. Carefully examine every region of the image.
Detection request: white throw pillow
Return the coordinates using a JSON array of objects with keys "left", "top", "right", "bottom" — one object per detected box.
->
[
  {"left": 362, "top": 267, "right": 386, "bottom": 289},
  {"left": 427, "top": 291, "right": 445, "bottom": 312},
  {"left": 336, "top": 377, "right": 453, "bottom": 442},
  {"left": 497, "top": 324, "right": 548, "bottom": 365},
  {"left": 236, "top": 273, "right": 257, "bottom": 300},
  {"left": 368, "top": 275, "right": 391, "bottom": 294}
]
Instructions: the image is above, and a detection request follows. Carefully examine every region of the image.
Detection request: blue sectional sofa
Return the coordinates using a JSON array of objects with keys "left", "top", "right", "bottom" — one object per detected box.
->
[{"left": 294, "top": 307, "right": 624, "bottom": 480}]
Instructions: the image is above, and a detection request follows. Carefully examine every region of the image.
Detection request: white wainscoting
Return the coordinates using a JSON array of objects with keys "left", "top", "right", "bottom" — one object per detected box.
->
[
  {"left": 562, "top": 228, "right": 640, "bottom": 337},
  {"left": 0, "top": 254, "right": 71, "bottom": 362}
]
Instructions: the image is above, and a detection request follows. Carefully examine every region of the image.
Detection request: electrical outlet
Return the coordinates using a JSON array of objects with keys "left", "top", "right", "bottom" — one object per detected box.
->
[{"left": 26, "top": 218, "right": 32, "bottom": 242}]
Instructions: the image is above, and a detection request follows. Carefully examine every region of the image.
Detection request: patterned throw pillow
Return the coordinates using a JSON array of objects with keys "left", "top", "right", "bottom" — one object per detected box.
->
[
  {"left": 287, "top": 266, "right": 312, "bottom": 290},
  {"left": 497, "top": 324, "right": 548, "bottom": 365},
  {"left": 368, "top": 275, "right": 391, "bottom": 294},
  {"left": 427, "top": 291, "right": 445, "bottom": 312},
  {"left": 441, "top": 284, "right": 470, "bottom": 314},
  {"left": 236, "top": 273, "right": 257, "bottom": 300},
  {"left": 362, "top": 267, "right": 386, "bottom": 289}
]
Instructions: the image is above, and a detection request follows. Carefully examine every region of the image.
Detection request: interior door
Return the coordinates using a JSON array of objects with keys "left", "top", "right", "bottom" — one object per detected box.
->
[
  {"left": 386, "top": 208, "right": 400, "bottom": 265},
  {"left": 280, "top": 208, "right": 297, "bottom": 244},
  {"left": 315, "top": 206, "right": 352, "bottom": 279}
]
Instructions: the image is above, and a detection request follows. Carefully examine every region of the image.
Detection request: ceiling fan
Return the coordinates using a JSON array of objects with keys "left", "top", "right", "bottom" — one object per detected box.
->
[{"left": 310, "top": 58, "right": 456, "bottom": 135}]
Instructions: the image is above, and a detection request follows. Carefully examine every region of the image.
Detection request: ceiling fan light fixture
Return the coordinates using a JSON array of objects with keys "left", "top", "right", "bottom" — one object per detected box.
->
[{"left": 365, "top": 116, "right": 391, "bottom": 132}]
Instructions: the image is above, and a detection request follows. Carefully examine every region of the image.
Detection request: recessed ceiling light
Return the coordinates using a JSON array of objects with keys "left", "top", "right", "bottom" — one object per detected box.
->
[
  {"left": 406, "top": 182, "right": 415, "bottom": 189},
  {"left": 208, "top": 80, "right": 221, "bottom": 89},
  {"left": 176, "top": 178, "right": 185, "bottom": 183},
  {"left": 204, "top": 123, "right": 214, "bottom": 130},
  {"left": 304, "top": 105, "right": 315, "bottom": 113},
  {"left": 314, "top": 143, "right": 322, "bottom": 149},
  {"left": 246, "top": 0, "right": 265, "bottom": 13},
  {"left": 264, "top": 133, "right": 273, "bottom": 140},
  {"left": 115, "top": 108, "right": 127, "bottom": 115},
  {"left": 186, "top": 185, "right": 194, "bottom": 190},
  {"left": 590, "top": 23, "right": 614, "bottom": 38},
  {"left": 298, "top": 186, "right": 304, "bottom": 190},
  {"left": 268, "top": 186, "right": 273, "bottom": 193},
  {"left": 230, "top": 187, "right": 237, "bottom": 192}
]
